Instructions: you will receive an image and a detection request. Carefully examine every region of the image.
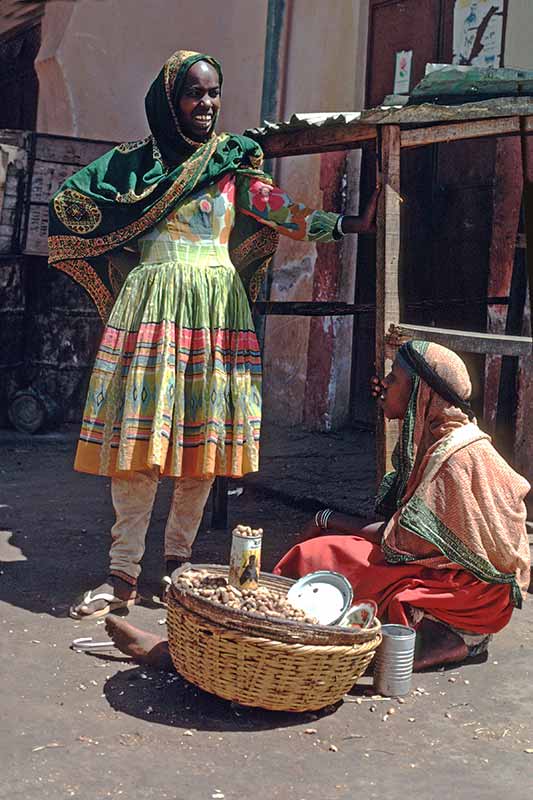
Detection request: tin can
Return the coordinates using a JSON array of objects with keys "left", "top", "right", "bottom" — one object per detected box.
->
[
  {"left": 228, "top": 527, "right": 262, "bottom": 589},
  {"left": 373, "top": 624, "right": 416, "bottom": 697}
]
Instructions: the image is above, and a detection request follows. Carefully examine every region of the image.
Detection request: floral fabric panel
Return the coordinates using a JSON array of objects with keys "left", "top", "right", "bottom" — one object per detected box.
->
[
  {"left": 136, "top": 174, "right": 340, "bottom": 248},
  {"left": 138, "top": 174, "right": 236, "bottom": 245},
  {"left": 236, "top": 175, "right": 341, "bottom": 242}
]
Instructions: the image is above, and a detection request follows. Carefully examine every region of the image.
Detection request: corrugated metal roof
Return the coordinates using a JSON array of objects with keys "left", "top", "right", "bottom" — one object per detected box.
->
[
  {"left": 245, "top": 96, "right": 533, "bottom": 139},
  {"left": 245, "top": 110, "right": 385, "bottom": 138}
]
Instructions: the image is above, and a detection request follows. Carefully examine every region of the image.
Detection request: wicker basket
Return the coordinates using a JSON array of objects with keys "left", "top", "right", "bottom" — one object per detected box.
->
[{"left": 166, "top": 565, "right": 382, "bottom": 712}]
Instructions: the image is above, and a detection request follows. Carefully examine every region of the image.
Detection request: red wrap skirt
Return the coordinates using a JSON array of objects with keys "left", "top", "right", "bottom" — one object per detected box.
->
[{"left": 273, "top": 535, "right": 514, "bottom": 634}]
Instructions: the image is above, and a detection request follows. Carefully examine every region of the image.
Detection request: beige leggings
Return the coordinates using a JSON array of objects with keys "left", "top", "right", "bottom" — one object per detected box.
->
[{"left": 109, "top": 471, "right": 215, "bottom": 584}]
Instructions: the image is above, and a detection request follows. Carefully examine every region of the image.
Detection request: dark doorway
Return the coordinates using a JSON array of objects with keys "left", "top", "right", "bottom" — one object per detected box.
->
[
  {"left": 0, "top": 22, "right": 41, "bottom": 130},
  {"left": 352, "top": 0, "right": 508, "bottom": 427}
]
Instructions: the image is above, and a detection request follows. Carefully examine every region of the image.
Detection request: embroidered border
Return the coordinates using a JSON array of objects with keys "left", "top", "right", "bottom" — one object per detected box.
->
[
  {"left": 165, "top": 50, "right": 199, "bottom": 101},
  {"left": 151, "top": 135, "right": 165, "bottom": 168},
  {"left": 248, "top": 256, "right": 272, "bottom": 303},
  {"left": 381, "top": 539, "right": 418, "bottom": 564},
  {"left": 399, "top": 494, "right": 522, "bottom": 607},
  {"left": 115, "top": 184, "right": 159, "bottom": 204},
  {"left": 165, "top": 50, "right": 202, "bottom": 148},
  {"left": 49, "top": 135, "right": 220, "bottom": 262},
  {"left": 231, "top": 226, "right": 279, "bottom": 270},
  {"left": 116, "top": 137, "right": 151, "bottom": 154},
  {"left": 54, "top": 258, "right": 114, "bottom": 322},
  {"left": 53, "top": 189, "right": 102, "bottom": 234}
]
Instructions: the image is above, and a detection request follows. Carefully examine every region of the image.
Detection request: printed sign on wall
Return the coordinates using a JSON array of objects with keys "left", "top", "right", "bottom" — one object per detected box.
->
[
  {"left": 393, "top": 50, "right": 413, "bottom": 94},
  {"left": 453, "top": 0, "right": 506, "bottom": 67}
]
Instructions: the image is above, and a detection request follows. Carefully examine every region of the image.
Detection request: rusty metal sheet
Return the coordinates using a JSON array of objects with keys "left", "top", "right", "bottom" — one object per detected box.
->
[{"left": 245, "top": 97, "right": 533, "bottom": 145}]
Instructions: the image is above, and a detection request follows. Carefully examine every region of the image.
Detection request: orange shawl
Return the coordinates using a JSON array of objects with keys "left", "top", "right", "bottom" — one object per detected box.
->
[{"left": 378, "top": 342, "right": 530, "bottom": 605}]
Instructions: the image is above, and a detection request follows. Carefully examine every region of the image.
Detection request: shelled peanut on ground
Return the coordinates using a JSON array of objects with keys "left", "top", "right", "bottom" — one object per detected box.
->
[{"left": 173, "top": 569, "right": 317, "bottom": 624}]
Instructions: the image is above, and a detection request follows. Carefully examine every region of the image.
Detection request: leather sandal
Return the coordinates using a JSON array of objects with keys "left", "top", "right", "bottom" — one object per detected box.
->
[{"left": 69, "top": 589, "right": 137, "bottom": 620}]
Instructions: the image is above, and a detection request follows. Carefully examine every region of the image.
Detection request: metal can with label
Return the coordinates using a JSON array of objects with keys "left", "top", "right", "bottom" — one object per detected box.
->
[{"left": 228, "top": 526, "right": 263, "bottom": 590}]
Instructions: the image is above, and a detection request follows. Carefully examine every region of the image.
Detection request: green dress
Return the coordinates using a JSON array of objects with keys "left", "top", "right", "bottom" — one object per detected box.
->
[{"left": 74, "top": 172, "right": 340, "bottom": 478}]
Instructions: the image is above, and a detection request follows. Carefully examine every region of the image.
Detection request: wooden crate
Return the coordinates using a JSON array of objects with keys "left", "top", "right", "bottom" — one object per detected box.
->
[
  {"left": 0, "top": 130, "right": 113, "bottom": 257},
  {"left": 0, "top": 130, "right": 113, "bottom": 426},
  {"left": 0, "top": 130, "right": 30, "bottom": 254}
]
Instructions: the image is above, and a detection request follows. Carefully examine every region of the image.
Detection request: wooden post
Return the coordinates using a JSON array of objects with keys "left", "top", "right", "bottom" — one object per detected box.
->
[
  {"left": 520, "top": 116, "right": 533, "bottom": 343},
  {"left": 375, "top": 125, "right": 401, "bottom": 484}
]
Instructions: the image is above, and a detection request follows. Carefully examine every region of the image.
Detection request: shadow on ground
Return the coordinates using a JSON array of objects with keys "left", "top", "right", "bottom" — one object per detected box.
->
[{"left": 103, "top": 664, "right": 338, "bottom": 732}]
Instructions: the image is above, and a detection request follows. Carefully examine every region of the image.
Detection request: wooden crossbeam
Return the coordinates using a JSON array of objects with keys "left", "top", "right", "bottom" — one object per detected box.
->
[
  {"left": 256, "top": 116, "right": 533, "bottom": 159},
  {"left": 400, "top": 116, "right": 524, "bottom": 148},
  {"left": 386, "top": 323, "right": 532, "bottom": 357},
  {"left": 259, "top": 123, "right": 376, "bottom": 158},
  {"left": 253, "top": 301, "right": 374, "bottom": 316}
]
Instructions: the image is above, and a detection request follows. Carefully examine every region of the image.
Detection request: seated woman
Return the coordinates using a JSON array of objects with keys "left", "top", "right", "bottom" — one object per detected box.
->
[
  {"left": 105, "top": 341, "right": 530, "bottom": 672},
  {"left": 275, "top": 340, "right": 531, "bottom": 669}
]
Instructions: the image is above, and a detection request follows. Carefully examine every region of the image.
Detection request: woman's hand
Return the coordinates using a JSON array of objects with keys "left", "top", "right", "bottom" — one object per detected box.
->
[
  {"left": 370, "top": 374, "right": 385, "bottom": 399},
  {"left": 360, "top": 180, "right": 381, "bottom": 233},
  {"left": 340, "top": 180, "right": 381, "bottom": 235}
]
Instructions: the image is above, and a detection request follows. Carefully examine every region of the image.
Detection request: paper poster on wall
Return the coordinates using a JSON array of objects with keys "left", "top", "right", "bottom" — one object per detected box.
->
[
  {"left": 453, "top": 0, "right": 506, "bottom": 67},
  {"left": 393, "top": 50, "right": 413, "bottom": 94}
]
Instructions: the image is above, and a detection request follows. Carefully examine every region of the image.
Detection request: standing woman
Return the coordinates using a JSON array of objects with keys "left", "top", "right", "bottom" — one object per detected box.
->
[{"left": 49, "top": 50, "right": 378, "bottom": 619}]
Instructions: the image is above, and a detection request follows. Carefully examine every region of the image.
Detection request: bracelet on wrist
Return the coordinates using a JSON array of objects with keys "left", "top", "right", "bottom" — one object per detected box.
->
[{"left": 315, "top": 508, "right": 334, "bottom": 530}]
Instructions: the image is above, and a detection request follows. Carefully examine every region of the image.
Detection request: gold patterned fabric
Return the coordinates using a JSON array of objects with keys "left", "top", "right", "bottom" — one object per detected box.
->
[{"left": 53, "top": 189, "right": 102, "bottom": 234}]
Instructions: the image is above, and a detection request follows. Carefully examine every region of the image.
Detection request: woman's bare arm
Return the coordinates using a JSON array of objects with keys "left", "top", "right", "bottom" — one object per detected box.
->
[
  {"left": 341, "top": 184, "right": 381, "bottom": 235},
  {"left": 296, "top": 514, "right": 385, "bottom": 545}
]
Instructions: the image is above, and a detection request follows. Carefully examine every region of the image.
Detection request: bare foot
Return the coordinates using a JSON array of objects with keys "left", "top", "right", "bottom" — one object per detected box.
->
[
  {"left": 105, "top": 616, "right": 174, "bottom": 671},
  {"left": 70, "top": 577, "right": 136, "bottom": 619},
  {"left": 414, "top": 618, "right": 469, "bottom": 671}
]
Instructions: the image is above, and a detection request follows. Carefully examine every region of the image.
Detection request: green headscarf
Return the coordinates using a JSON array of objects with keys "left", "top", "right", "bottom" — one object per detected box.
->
[
  {"left": 48, "top": 50, "right": 278, "bottom": 320},
  {"left": 375, "top": 340, "right": 429, "bottom": 519}
]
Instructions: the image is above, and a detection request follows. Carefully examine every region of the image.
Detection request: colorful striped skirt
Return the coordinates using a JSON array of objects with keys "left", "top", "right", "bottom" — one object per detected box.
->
[{"left": 74, "top": 242, "right": 262, "bottom": 478}]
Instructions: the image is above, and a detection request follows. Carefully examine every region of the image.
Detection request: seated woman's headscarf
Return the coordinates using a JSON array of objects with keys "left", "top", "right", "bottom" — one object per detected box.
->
[
  {"left": 48, "top": 50, "right": 278, "bottom": 320},
  {"left": 377, "top": 340, "right": 530, "bottom": 606}
]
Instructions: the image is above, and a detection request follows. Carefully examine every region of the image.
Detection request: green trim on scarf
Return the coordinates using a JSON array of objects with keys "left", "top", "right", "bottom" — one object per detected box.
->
[
  {"left": 381, "top": 538, "right": 418, "bottom": 564},
  {"left": 376, "top": 339, "right": 522, "bottom": 608},
  {"left": 399, "top": 495, "right": 523, "bottom": 608},
  {"left": 375, "top": 340, "right": 429, "bottom": 519}
]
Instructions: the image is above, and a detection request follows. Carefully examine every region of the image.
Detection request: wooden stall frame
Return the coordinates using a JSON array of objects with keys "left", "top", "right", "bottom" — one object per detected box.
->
[
  {"left": 3, "top": 112, "right": 532, "bottom": 529},
  {"left": 374, "top": 118, "right": 532, "bottom": 479},
  {"left": 251, "top": 108, "right": 533, "bottom": 492}
]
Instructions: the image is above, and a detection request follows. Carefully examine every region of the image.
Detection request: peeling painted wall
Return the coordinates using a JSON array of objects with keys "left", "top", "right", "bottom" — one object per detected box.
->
[{"left": 263, "top": 0, "right": 369, "bottom": 426}]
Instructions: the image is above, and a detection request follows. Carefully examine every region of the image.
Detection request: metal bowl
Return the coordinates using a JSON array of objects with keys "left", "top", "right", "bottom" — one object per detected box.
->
[{"left": 287, "top": 570, "right": 353, "bottom": 625}]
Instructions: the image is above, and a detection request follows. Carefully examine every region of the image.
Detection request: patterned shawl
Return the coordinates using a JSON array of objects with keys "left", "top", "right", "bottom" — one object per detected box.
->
[
  {"left": 48, "top": 50, "right": 278, "bottom": 320},
  {"left": 377, "top": 341, "right": 531, "bottom": 606}
]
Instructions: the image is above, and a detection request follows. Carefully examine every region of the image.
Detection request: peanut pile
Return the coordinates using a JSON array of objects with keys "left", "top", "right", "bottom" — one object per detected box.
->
[
  {"left": 174, "top": 569, "right": 317, "bottom": 624},
  {"left": 232, "top": 525, "right": 263, "bottom": 538}
]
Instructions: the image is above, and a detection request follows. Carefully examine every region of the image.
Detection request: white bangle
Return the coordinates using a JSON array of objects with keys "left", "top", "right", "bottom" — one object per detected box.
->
[
  {"left": 316, "top": 508, "right": 334, "bottom": 529},
  {"left": 322, "top": 509, "right": 334, "bottom": 529},
  {"left": 334, "top": 216, "right": 345, "bottom": 238}
]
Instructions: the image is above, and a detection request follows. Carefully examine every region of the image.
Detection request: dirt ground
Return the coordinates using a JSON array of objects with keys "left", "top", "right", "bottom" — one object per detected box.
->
[{"left": 1, "top": 425, "right": 532, "bottom": 800}]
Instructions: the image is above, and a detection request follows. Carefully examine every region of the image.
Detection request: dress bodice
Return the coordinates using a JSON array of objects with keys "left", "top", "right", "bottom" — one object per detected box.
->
[
  {"left": 138, "top": 174, "right": 236, "bottom": 250},
  {"left": 136, "top": 171, "right": 341, "bottom": 264}
]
